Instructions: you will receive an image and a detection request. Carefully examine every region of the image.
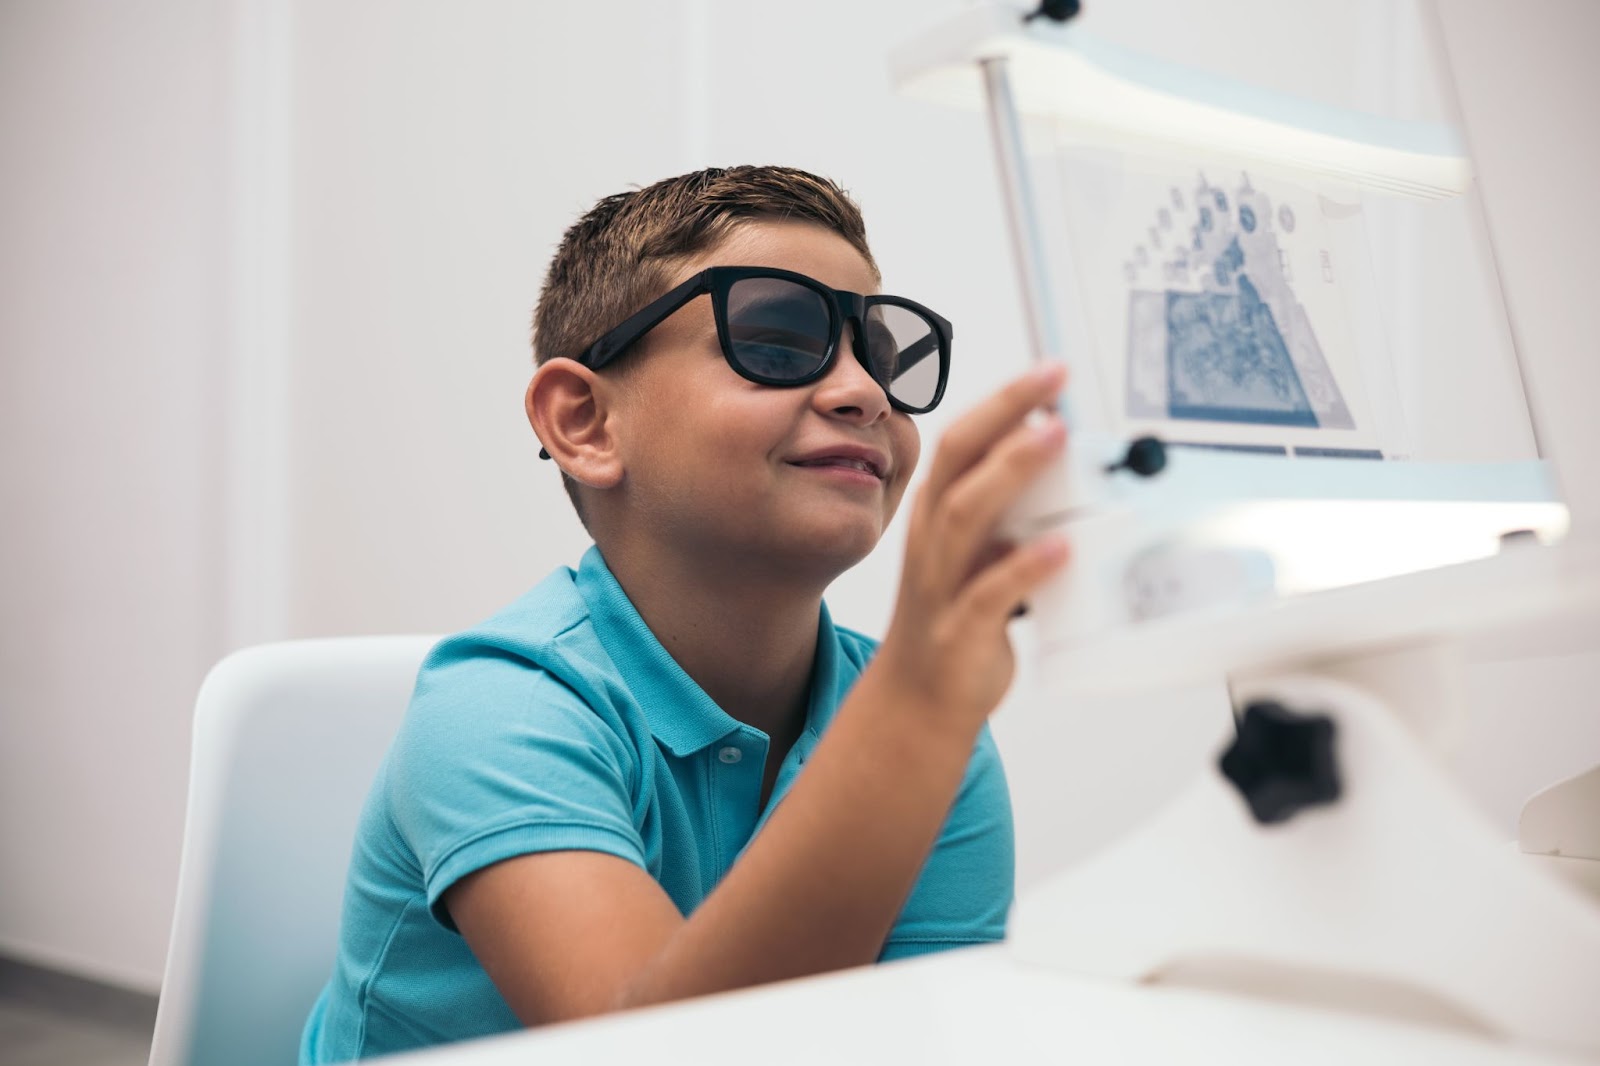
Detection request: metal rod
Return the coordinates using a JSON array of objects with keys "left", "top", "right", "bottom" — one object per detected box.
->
[{"left": 979, "top": 56, "right": 1066, "bottom": 381}]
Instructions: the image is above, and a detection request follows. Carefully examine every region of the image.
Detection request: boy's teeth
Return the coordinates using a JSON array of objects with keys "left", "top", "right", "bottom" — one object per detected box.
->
[{"left": 797, "top": 456, "right": 877, "bottom": 476}]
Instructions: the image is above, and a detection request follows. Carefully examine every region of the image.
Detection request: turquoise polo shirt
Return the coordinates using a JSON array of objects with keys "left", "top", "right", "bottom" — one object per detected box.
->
[{"left": 301, "top": 546, "right": 1014, "bottom": 1063}]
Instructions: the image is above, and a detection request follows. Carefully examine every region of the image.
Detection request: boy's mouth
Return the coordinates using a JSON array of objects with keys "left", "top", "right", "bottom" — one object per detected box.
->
[{"left": 786, "top": 446, "right": 888, "bottom": 480}]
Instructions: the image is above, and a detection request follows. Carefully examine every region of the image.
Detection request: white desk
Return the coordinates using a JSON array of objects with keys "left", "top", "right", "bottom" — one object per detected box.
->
[{"left": 387, "top": 944, "right": 1585, "bottom": 1065}]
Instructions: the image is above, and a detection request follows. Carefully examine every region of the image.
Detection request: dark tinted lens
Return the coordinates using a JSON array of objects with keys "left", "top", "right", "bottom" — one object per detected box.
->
[
  {"left": 724, "top": 278, "right": 832, "bottom": 382},
  {"left": 866, "top": 303, "right": 943, "bottom": 410}
]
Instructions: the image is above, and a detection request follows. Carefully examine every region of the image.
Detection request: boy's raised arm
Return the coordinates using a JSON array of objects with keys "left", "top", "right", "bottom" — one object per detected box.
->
[{"left": 445, "top": 364, "right": 1071, "bottom": 1026}]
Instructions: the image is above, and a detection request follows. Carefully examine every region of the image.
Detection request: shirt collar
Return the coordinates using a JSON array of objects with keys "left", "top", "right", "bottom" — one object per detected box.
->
[
  {"left": 802, "top": 603, "right": 846, "bottom": 741},
  {"left": 574, "top": 546, "right": 847, "bottom": 757}
]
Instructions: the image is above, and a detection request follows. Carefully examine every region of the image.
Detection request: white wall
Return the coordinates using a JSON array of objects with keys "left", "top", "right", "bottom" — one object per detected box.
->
[
  {"left": 283, "top": 0, "right": 696, "bottom": 638},
  {"left": 0, "top": 0, "right": 231, "bottom": 988},
  {"left": 2, "top": 0, "right": 1595, "bottom": 991}
]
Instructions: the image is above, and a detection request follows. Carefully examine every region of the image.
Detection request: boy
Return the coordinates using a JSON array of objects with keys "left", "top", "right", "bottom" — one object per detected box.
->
[{"left": 300, "top": 165, "right": 1068, "bottom": 1062}]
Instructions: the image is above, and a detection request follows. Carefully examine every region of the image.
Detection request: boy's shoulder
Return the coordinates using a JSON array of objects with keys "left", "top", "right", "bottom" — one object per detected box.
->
[
  {"left": 433, "top": 563, "right": 592, "bottom": 666},
  {"left": 392, "top": 552, "right": 647, "bottom": 776},
  {"left": 401, "top": 555, "right": 613, "bottom": 726}
]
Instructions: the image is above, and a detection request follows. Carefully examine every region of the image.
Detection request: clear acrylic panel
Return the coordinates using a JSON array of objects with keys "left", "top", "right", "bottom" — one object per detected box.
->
[{"left": 1038, "top": 140, "right": 1539, "bottom": 466}]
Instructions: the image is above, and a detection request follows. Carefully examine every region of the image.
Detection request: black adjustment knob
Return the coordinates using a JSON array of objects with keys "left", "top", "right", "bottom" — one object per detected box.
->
[
  {"left": 1218, "top": 700, "right": 1341, "bottom": 825},
  {"left": 1105, "top": 435, "right": 1167, "bottom": 477},
  {"left": 1024, "top": 0, "right": 1082, "bottom": 23}
]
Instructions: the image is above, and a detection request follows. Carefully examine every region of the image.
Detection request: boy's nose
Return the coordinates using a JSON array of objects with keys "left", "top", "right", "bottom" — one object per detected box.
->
[{"left": 812, "top": 324, "right": 891, "bottom": 424}]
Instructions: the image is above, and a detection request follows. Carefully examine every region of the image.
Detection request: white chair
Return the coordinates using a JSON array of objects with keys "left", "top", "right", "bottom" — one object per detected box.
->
[{"left": 148, "top": 636, "right": 439, "bottom": 1066}]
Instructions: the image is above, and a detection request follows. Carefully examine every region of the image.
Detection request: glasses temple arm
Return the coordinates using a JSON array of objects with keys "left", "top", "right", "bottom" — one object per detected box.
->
[
  {"left": 538, "top": 271, "right": 713, "bottom": 459},
  {"left": 896, "top": 332, "right": 942, "bottom": 373},
  {"left": 578, "top": 271, "right": 712, "bottom": 369}
]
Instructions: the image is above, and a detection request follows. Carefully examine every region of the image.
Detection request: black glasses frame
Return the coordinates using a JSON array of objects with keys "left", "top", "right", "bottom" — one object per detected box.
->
[{"left": 574, "top": 265, "right": 953, "bottom": 413}]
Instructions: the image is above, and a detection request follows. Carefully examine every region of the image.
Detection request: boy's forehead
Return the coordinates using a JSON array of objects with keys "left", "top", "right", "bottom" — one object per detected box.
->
[{"left": 678, "top": 219, "right": 880, "bottom": 294}]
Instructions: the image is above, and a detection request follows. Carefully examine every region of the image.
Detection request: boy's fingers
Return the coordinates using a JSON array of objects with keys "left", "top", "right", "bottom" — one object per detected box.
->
[
  {"left": 922, "top": 363, "right": 1066, "bottom": 503},
  {"left": 928, "top": 415, "right": 1065, "bottom": 592},
  {"left": 956, "top": 533, "right": 1070, "bottom": 627},
  {"left": 962, "top": 538, "right": 1017, "bottom": 587}
]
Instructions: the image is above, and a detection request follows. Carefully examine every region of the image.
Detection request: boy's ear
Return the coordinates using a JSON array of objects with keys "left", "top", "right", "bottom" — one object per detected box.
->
[{"left": 526, "top": 360, "right": 624, "bottom": 490}]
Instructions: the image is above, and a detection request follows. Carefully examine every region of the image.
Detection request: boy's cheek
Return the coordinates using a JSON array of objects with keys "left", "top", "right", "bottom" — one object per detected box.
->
[
  {"left": 886, "top": 459, "right": 919, "bottom": 518},
  {"left": 895, "top": 422, "right": 923, "bottom": 488}
]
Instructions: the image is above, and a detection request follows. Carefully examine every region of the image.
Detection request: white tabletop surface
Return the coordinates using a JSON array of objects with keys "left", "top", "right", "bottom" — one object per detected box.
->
[{"left": 385, "top": 943, "right": 1587, "bottom": 1065}]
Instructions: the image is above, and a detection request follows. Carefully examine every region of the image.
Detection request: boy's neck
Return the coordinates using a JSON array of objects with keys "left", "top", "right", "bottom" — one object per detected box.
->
[{"left": 598, "top": 538, "right": 827, "bottom": 742}]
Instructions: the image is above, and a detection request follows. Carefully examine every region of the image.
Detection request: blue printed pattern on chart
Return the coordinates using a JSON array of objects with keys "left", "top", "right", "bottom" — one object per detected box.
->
[{"left": 1123, "top": 175, "right": 1354, "bottom": 429}]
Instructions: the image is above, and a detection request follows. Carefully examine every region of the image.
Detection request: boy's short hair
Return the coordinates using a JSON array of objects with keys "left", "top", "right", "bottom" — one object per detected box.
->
[{"left": 532, "top": 165, "right": 880, "bottom": 521}]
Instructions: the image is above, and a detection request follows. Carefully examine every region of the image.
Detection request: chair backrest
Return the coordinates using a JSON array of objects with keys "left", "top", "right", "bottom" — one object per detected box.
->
[{"left": 148, "top": 636, "right": 439, "bottom": 1066}]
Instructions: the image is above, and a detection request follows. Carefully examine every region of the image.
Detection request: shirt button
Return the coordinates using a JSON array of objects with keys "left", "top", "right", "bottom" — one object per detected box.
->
[{"left": 717, "top": 746, "right": 743, "bottom": 765}]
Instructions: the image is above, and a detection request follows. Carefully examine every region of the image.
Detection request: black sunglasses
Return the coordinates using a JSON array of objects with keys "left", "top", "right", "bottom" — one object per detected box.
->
[{"left": 538, "top": 266, "right": 952, "bottom": 459}]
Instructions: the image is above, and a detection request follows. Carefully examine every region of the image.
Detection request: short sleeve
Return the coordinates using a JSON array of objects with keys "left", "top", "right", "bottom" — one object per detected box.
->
[
  {"left": 880, "top": 724, "right": 1015, "bottom": 960},
  {"left": 385, "top": 645, "right": 647, "bottom": 930}
]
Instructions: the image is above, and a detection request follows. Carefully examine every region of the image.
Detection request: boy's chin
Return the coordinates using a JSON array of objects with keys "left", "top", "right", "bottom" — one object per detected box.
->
[
  {"left": 683, "top": 501, "right": 892, "bottom": 584},
  {"left": 762, "top": 523, "right": 883, "bottom": 580},
  {"left": 689, "top": 520, "right": 879, "bottom": 585}
]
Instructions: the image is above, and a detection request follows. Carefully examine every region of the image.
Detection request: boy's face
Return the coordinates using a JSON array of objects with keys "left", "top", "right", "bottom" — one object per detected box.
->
[{"left": 605, "top": 219, "right": 921, "bottom": 582}]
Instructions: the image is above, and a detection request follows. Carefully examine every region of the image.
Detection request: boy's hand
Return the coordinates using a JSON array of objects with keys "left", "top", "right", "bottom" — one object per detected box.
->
[{"left": 875, "top": 363, "right": 1071, "bottom": 733}]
